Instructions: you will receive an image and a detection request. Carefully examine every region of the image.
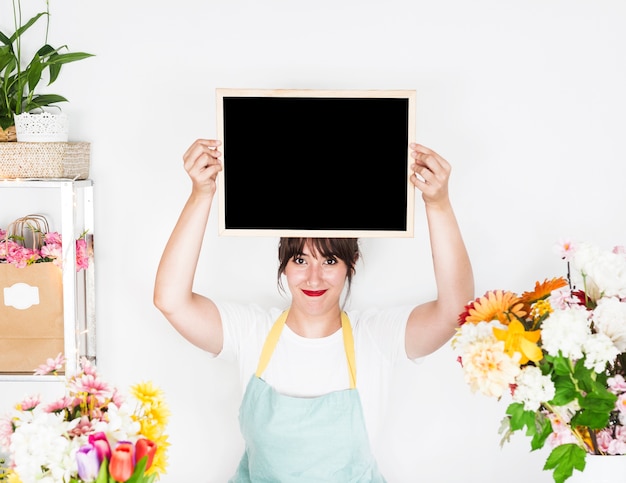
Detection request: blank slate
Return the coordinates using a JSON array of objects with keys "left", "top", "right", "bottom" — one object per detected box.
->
[{"left": 216, "top": 88, "right": 416, "bottom": 237}]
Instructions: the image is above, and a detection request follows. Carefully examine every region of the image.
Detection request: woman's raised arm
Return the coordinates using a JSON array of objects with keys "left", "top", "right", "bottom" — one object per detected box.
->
[{"left": 153, "top": 139, "right": 225, "bottom": 354}]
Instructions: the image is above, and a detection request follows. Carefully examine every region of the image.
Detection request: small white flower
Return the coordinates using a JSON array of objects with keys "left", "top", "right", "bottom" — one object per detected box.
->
[
  {"left": 452, "top": 320, "right": 503, "bottom": 353},
  {"left": 541, "top": 307, "right": 591, "bottom": 358},
  {"left": 512, "top": 366, "right": 555, "bottom": 411},
  {"left": 92, "top": 402, "right": 140, "bottom": 447},
  {"left": 593, "top": 297, "right": 626, "bottom": 352},
  {"left": 571, "top": 242, "right": 626, "bottom": 300},
  {"left": 583, "top": 332, "right": 619, "bottom": 373}
]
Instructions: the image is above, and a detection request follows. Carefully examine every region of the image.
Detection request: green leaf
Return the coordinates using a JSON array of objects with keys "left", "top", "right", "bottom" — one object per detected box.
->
[
  {"left": 551, "top": 375, "right": 578, "bottom": 406},
  {"left": 530, "top": 413, "right": 552, "bottom": 451},
  {"left": 543, "top": 443, "right": 586, "bottom": 483},
  {"left": 24, "top": 94, "right": 68, "bottom": 112},
  {"left": 571, "top": 389, "right": 617, "bottom": 429},
  {"left": 551, "top": 354, "right": 573, "bottom": 376},
  {"left": 95, "top": 458, "right": 110, "bottom": 483},
  {"left": 505, "top": 403, "right": 529, "bottom": 431},
  {"left": 124, "top": 456, "right": 149, "bottom": 483},
  {"left": 9, "top": 12, "right": 48, "bottom": 43}
]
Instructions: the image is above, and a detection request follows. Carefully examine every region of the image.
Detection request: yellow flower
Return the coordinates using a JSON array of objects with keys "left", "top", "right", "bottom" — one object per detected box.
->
[
  {"left": 6, "top": 470, "right": 22, "bottom": 483},
  {"left": 493, "top": 319, "right": 543, "bottom": 364},
  {"left": 530, "top": 299, "right": 553, "bottom": 320},
  {"left": 130, "top": 381, "right": 170, "bottom": 478},
  {"left": 131, "top": 381, "right": 165, "bottom": 405},
  {"left": 465, "top": 290, "right": 526, "bottom": 325}
]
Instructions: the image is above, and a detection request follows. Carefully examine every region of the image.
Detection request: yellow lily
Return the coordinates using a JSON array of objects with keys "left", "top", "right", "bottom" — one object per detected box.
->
[{"left": 493, "top": 319, "right": 543, "bottom": 364}]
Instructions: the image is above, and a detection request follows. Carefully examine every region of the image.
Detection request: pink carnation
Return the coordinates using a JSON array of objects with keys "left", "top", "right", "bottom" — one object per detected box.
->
[{"left": 76, "top": 238, "right": 89, "bottom": 271}]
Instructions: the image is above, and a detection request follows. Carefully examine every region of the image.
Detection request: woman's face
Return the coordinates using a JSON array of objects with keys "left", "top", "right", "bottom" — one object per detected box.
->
[{"left": 283, "top": 241, "right": 348, "bottom": 316}]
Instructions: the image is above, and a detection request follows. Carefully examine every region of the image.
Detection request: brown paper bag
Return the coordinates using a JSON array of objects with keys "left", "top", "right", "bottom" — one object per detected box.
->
[{"left": 0, "top": 215, "right": 65, "bottom": 374}]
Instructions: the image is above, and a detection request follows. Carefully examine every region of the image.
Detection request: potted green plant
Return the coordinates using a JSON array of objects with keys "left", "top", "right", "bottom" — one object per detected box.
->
[{"left": 0, "top": 0, "right": 93, "bottom": 141}]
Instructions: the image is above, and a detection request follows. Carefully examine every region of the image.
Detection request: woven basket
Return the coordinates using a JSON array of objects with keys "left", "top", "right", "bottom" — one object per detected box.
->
[
  {"left": 0, "top": 126, "right": 17, "bottom": 142},
  {"left": 0, "top": 142, "right": 90, "bottom": 179}
]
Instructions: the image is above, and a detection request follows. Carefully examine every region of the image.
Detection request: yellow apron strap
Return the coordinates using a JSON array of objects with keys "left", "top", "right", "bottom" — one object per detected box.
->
[
  {"left": 255, "top": 310, "right": 357, "bottom": 389},
  {"left": 255, "top": 310, "right": 289, "bottom": 378},
  {"left": 340, "top": 312, "right": 357, "bottom": 389}
]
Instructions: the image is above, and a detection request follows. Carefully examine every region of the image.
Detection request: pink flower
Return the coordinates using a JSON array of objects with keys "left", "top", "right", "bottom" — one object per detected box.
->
[
  {"left": 111, "top": 388, "right": 125, "bottom": 408},
  {"left": 554, "top": 239, "right": 577, "bottom": 261},
  {"left": 617, "top": 393, "right": 626, "bottom": 416},
  {"left": 613, "top": 246, "right": 626, "bottom": 255},
  {"left": 44, "top": 396, "right": 75, "bottom": 413},
  {"left": 17, "top": 395, "right": 40, "bottom": 411},
  {"left": 44, "top": 232, "right": 62, "bottom": 245},
  {"left": 76, "top": 238, "right": 89, "bottom": 271},
  {"left": 89, "top": 431, "right": 112, "bottom": 462},
  {"left": 40, "top": 242, "right": 62, "bottom": 262},
  {"left": 70, "top": 374, "right": 113, "bottom": 405},
  {"left": 69, "top": 415, "right": 95, "bottom": 437},
  {"left": 80, "top": 357, "right": 98, "bottom": 377},
  {"left": 34, "top": 353, "right": 66, "bottom": 375},
  {"left": 0, "top": 415, "right": 14, "bottom": 451},
  {"left": 608, "top": 374, "right": 626, "bottom": 394}
]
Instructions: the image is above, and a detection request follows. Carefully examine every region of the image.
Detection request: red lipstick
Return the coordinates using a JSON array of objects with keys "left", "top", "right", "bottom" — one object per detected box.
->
[{"left": 302, "top": 290, "right": 326, "bottom": 297}]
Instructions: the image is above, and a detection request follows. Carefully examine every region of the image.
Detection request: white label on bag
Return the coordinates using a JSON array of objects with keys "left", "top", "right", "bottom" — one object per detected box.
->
[{"left": 3, "top": 283, "right": 40, "bottom": 310}]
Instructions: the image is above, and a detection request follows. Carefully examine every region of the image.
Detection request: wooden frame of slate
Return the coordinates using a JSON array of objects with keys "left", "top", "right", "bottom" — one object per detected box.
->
[{"left": 216, "top": 88, "right": 416, "bottom": 238}]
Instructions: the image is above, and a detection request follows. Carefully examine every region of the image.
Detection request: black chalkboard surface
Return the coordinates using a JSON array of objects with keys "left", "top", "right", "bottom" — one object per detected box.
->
[{"left": 216, "top": 89, "right": 416, "bottom": 237}]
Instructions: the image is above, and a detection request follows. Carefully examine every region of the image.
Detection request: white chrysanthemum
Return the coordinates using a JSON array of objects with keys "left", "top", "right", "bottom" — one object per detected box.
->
[
  {"left": 583, "top": 332, "right": 619, "bottom": 373},
  {"left": 461, "top": 338, "right": 521, "bottom": 398},
  {"left": 10, "top": 410, "right": 78, "bottom": 482},
  {"left": 512, "top": 366, "right": 555, "bottom": 411},
  {"left": 452, "top": 320, "right": 503, "bottom": 353},
  {"left": 571, "top": 242, "right": 626, "bottom": 300},
  {"left": 92, "top": 402, "right": 140, "bottom": 447},
  {"left": 593, "top": 297, "right": 626, "bottom": 352},
  {"left": 541, "top": 307, "right": 591, "bottom": 358}
]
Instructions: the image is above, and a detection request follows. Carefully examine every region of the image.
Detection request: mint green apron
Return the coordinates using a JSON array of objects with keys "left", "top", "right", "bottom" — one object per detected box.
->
[{"left": 229, "top": 310, "right": 386, "bottom": 483}]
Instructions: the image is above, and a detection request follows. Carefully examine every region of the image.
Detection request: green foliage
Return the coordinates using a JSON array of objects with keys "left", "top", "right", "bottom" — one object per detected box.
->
[
  {"left": 0, "top": 2, "right": 94, "bottom": 130},
  {"left": 505, "top": 402, "right": 552, "bottom": 450},
  {"left": 544, "top": 443, "right": 586, "bottom": 483}
]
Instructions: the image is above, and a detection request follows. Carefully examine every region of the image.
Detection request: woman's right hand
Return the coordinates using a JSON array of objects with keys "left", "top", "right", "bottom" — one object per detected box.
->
[{"left": 183, "top": 139, "right": 223, "bottom": 195}]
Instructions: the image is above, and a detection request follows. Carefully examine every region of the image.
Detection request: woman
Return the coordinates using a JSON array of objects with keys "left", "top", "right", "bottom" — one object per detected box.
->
[{"left": 153, "top": 139, "right": 474, "bottom": 482}]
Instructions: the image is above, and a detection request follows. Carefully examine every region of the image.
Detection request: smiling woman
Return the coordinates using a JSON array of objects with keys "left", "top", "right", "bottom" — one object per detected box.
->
[{"left": 153, "top": 136, "right": 474, "bottom": 482}]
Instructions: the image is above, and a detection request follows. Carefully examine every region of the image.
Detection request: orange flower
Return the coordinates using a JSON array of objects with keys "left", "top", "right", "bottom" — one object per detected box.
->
[
  {"left": 493, "top": 319, "right": 543, "bottom": 364},
  {"left": 464, "top": 290, "right": 526, "bottom": 325},
  {"left": 520, "top": 277, "right": 568, "bottom": 307}
]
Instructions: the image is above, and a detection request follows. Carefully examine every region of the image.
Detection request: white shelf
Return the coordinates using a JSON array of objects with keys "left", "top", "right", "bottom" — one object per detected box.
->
[{"left": 0, "top": 179, "right": 95, "bottom": 381}]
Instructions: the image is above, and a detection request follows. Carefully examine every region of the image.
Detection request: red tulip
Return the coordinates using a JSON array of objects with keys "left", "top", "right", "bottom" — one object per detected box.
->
[
  {"left": 135, "top": 438, "right": 157, "bottom": 470},
  {"left": 109, "top": 442, "right": 134, "bottom": 482}
]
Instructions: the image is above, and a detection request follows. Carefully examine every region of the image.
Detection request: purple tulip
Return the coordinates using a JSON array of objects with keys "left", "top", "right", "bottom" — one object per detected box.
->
[{"left": 76, "top": 444, "right": 101, "bottom": 482}]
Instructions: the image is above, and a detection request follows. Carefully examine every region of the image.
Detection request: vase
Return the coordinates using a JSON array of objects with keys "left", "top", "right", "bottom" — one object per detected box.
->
[
  {"left": 14, "top": 111, "right": 69, "bottom": 142},
  {"left": 568, "top": 455, "right": 626, "bottom": 482}
]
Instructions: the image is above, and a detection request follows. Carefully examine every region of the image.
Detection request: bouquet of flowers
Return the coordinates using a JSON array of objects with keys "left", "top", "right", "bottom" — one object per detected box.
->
[
  {"left": 0, "top": 355, "right": 169, "bottom": 483},
  {"left": 453, "top": 240, "right": 626, "bottom": 483},
  {"left": 0, "top": 216, "right": 89, "bottom": 272}
]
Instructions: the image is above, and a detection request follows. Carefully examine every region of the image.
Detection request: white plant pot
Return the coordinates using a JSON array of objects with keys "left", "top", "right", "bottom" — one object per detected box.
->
[{"left": 14, "top": 111, "right": 69, "bottom": 142}]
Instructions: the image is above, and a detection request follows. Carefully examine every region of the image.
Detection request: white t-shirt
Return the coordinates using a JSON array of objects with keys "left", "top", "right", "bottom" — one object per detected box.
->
[{"left": 214, "top": 302, "right": 414, "bottom": 443}]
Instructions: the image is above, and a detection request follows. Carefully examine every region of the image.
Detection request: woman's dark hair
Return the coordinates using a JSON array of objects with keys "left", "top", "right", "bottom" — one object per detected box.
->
[{"left": 277, "top": 238, "right": 360, "bottom": 296}]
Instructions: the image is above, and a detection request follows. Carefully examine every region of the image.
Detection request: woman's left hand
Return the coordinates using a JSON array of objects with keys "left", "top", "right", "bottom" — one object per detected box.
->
[{"left": 409, "top": 143, "right": 451, "bottom": 205}]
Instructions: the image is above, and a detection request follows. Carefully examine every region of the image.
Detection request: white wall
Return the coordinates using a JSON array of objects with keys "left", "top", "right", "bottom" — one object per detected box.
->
[{"left": 2, "top": 0, "right": 626, "bottom": 481}]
